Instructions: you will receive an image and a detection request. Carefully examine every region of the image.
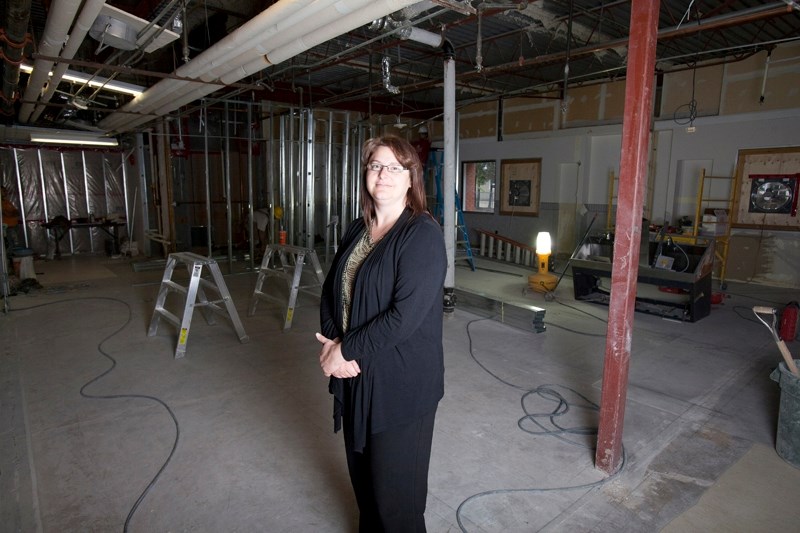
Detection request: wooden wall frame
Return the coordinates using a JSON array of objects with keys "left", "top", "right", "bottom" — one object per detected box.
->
[
  {"left": 499, "top": 158, "right": 541, "bottom": 216},
  {"left": 732, "top": 147, "right": 800, "bottom": 230}
]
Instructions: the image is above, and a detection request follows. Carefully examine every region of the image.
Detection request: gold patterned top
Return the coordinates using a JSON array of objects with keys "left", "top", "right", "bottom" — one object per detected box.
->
[{"left": 341, "top": 228, "right": 379, "bottom": 332}]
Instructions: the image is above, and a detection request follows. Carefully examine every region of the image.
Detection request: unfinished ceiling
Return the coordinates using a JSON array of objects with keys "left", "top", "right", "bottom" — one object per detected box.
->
[{"left": 4, "top": 0, "right": 800, "bottom": 135}]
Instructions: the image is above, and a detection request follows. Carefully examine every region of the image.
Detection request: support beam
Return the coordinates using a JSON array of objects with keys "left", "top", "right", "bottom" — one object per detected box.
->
[
  {"left": 595, "top": 0, "right": 660, "bottom": 475},
  {"left": 442, "top": 45, "right": 456, "bottom": 311}
]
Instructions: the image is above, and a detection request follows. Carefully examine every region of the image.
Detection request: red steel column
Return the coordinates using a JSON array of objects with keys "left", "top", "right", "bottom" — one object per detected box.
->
[{"left": 596, "top": 0, "right": 660, "bottom": 474}]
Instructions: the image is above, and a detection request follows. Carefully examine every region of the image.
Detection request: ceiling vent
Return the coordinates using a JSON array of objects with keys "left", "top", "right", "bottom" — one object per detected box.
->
[
  {"left": 90, "top": 15, "right": 138, "bottom": 51},
  {"left": 89, "top": 4, "right": 180, "bottom": 53}
]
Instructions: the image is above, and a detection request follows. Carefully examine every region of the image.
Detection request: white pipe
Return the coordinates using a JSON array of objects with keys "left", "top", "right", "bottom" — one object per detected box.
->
[
  {"left": 30, "top": 0, "right": 107, "bottom": 123},
  {"left": 102, "top": 0, "right": 420, "bottom": 133},
  {"left": 400, "top": 26, "right": 443, "bottom": 47},
  {"left": 199, "top": 0, "right": 348, "bottom": 83},
  {"left": 176, "top": 0, "right": 314, "bottom": 79},
  {"left": 223, "top": 0, "right": 420, "bottom": 85},
  {"left": 443, "top": 53, "right": 456, "bottom": 289},
  {"left": 99, "top": 78, "right": 191, "bottom": 129},
  {"left": 102, "top": 0, "right": 318, "bottom": 123},
  {"left": 100, "top": 0, "right": 320, "bottom": 129},
  {"left": 19, "top": 0, "right": 83, "bottom": 123},
  {"left": 31, "top": 0, "right": 106, "bottom": 122}
]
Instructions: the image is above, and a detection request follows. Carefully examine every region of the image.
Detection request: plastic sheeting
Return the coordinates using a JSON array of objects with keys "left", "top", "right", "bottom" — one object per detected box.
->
[{"left": 0, "top": 146, "right": 128, "bottom": 256}]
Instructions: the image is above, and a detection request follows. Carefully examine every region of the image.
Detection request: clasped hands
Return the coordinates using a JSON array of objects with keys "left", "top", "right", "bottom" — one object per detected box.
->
[{"left": 316, "top": 333, "right": 361, "bottom": 378}]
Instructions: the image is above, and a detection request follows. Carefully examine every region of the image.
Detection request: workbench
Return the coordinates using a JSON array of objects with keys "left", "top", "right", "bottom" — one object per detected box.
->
[{"left": 570, "top": 238, "right": 715, "bottom": 322}]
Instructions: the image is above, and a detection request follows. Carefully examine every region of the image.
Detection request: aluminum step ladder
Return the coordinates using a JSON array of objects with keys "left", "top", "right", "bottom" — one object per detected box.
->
[
  {"left": 249, "top": 244, "right": 325, "bottom": 330},
  {"left": 148, "top": 252, "right": 249, "bottom": 358}
]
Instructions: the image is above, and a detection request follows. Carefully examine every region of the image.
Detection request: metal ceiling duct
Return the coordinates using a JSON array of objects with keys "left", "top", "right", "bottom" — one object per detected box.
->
[{"left": 99, "top": 0, "right": 423, "bottom": 134}]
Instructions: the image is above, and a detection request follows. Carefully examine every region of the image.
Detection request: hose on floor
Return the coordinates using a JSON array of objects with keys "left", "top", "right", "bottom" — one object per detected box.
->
[
  {"left": 11, "top": 297, "right": 179, "bottom": 533},
  {"left": 456, "top": 318, "right": 626, "bottom": 532}
]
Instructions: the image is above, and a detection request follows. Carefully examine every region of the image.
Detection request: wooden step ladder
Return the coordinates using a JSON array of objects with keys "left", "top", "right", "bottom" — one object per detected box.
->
[
  {"left": 148, "top": 252, "right": 249, "bottom": 358},
  {"left": 248, "top": 244, "right": 325, "bottom": 330}
]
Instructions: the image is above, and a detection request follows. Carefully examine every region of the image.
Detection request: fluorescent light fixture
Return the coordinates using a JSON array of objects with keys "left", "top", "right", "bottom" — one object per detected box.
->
[
  {"left": 20, "top": 63, "right": 144, "bottom": 97},
  {"left": 30, "top": 132, "right": 119, "bottom": 147}
]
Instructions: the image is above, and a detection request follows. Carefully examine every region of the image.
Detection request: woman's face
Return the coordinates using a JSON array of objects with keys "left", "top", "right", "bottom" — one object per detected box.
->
[{"left": 365, "top": 145, "right": 411, "bottom": 210}]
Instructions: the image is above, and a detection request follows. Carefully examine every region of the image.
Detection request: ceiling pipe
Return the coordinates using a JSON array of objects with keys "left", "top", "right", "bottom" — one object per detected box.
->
[
  {"left": 100, "top": 0, "right": 422, "bottom": 133},
  {"left": 99, "top": 0, "right": 319, "bottom": 129},
  {"left": 222, "top": 0, "right": 424, "bottom": 83},
  {"left": 101, "top": 0, "right": 422, "bottom": 132},
  {"left": 98, "top": 0, "right": 345, "bottom": 131},
  {"left": 199, "top": 0, "right": 348, "bottom": 83},
  {"left": 0, "top": 0, "right": 32, "bottom": 117},
  {"left": 157, "top": 0, "right": 422, "bottom": 118},
  {"left": 399, "top": 26, "right": 444, "bottom": 47},
  {"left": 18, "top": 0, "right": 83, "bottom": 123},
  {"left": 29, "top": 0, "right": 106, "bottom": 123}
]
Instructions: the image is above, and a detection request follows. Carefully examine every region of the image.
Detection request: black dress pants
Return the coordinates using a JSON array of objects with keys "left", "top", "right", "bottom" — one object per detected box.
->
[{"left": 343, "top": 408, "right": 437, "bottom": 533}]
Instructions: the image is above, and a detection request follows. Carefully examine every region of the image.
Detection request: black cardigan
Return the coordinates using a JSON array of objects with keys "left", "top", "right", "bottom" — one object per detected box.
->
[{"left": 320, "top": 208, "right": 447, "bottom": 453}]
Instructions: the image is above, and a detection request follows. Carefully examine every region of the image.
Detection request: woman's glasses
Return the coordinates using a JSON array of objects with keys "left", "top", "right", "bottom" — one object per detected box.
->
[{"left": 366, "top": 163, "right": 407, "bottom": 174}]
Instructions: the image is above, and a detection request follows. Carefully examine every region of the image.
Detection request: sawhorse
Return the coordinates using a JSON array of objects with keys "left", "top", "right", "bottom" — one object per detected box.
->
[
  {"left": 148, "top": 252, "right": 249, "bottom": 358},
  {"left": 249, "top": 244, "right": 325, "bottom": 330}
]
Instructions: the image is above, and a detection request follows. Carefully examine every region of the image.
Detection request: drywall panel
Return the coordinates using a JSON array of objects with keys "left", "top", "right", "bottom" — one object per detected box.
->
[
  {"left": 503, "top": 105, "right": 555, "bottom": 135},
  {"left": 564, "top": 85, "right": 601, "bottom": 124},
  {"left": 502, "top": 96, "right": 557, "bottom": 134},
  {"left": 603, "top": 80, "right": 627, "bottom": 122},
  {"left": 661, "top": 65, "right": 723, "bottom": 119},
  {"left": 724, "top": 71, "right": 800, "bottom": 115},
  {"left": 459, "top": 101, "right": 498, "bottom": 139},
  {"left": 725, "top": 48, "right": 772, "bottom": 76}
]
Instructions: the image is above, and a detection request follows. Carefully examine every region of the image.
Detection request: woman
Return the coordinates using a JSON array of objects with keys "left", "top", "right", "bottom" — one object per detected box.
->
[{"left": 317, "top": 136, "right": 447, "bottom": 532}]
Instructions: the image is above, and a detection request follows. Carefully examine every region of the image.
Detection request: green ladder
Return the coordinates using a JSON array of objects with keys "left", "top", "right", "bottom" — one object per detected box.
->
[{"left": 429, "top": 150, "right": 476, "bottom": 271}]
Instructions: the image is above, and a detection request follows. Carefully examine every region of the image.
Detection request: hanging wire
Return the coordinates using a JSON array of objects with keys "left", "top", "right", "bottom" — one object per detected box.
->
[
  {"left": 674, "top": 3, "right": 701, "bottom": 127},
  {"left": 673, "top": 63, "right": 698, "bottom": 126},
  {"left": 676, "top": 0, "right": 696, "bottom": 29}
]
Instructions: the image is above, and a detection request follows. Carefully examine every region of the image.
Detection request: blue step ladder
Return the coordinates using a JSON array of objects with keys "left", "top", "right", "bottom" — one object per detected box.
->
[{"left": 429, "top": 150, "right": 476, "bottom": 271}]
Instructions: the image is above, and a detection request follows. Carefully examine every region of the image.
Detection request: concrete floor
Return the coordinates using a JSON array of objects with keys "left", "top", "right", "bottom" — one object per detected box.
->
[{"left": 2, "top": 252, "right": 800, "bottom": 532}]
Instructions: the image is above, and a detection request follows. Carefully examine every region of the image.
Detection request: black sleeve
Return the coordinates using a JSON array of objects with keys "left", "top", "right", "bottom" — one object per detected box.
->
[{"left": 341, "top": 218, "right": 446, "bottom": 360}]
